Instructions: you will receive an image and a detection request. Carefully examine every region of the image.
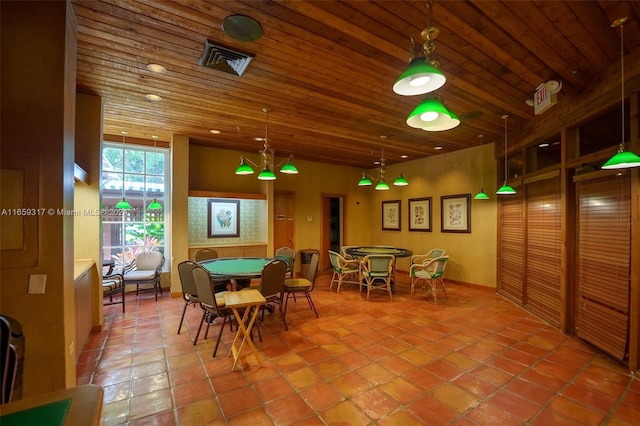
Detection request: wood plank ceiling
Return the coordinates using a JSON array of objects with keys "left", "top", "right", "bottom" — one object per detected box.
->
[{"left": 72, "top": 0, "right": 640, "bottom": 169}]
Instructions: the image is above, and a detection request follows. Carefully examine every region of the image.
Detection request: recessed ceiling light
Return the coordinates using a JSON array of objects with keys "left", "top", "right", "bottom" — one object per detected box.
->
[
  {"left": 538, "top": 142, "right": 549, "bottom": 148},
  {"left": 146, "top": 94, "right": 162, "bottom": 102},
  {"left": 152, "top": 135, "right": 159, "bottom": 139},
  {"left": 121, "top": 130, "right": 128, "bottom": 135},
  {"left": 147, "top": 64, "right": 167, "bottom": 74},
  {"left": 210, "top": 129, "right": 221, "bottom": 135},
  {"left": 434, "top": 146, "right": 443, "bottom": 150},
  {"left": 401, "top": 154, "right": 408, "bottom": 159},
  {"left": 254, "top": 137, "right": 264, "bottom": 141}
]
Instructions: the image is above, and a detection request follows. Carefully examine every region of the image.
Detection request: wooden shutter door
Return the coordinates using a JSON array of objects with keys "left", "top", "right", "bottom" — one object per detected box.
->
[
  {"left": 525, "top": 177, "right": 561, "bottom": 327},
  {"left": 576, "top": 173, "right": 631, "bottom": 362},
  {"left": 498, "top": 191, "right": 524, "bottom": 303}
]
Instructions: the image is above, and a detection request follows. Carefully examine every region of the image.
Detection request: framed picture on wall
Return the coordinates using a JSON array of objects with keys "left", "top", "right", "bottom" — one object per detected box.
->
[
  {"left": 408, "top": 197, "right": 432, "bottom": 232},
  {"left": 208, "top": 198, "right": 240, "bottom": 237},
  {"left": 441, "top": 194, "right": 471, "bottom": 233},
  {"left": 382, "top": 200, "right": 401, "bottom": 231}
]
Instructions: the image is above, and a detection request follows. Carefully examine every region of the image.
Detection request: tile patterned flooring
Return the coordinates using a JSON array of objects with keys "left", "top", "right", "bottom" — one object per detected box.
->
[{"left": 78, "top": 272, "right": 640, "bottom": 425}]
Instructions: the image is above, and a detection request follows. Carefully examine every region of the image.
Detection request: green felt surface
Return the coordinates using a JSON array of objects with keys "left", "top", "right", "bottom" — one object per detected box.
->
[
  {"left": 1, "top": 398, "right": 71, "bottom": 426},
  {"left": 201, "top": 257, "right": 272, "bottom": 277},
  {"left": 346, "top": 247, "right": 413, "bottom": 257}
]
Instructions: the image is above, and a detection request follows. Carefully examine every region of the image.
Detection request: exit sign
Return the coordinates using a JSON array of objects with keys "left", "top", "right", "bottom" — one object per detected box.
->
[{"left": 534, "top": 83, "right": 557, "bottom": 115}]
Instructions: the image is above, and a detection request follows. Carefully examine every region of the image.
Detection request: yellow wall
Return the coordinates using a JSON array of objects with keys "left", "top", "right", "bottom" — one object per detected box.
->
[{"left": 181, "top": 141, "right": 497, "bottom": 288}]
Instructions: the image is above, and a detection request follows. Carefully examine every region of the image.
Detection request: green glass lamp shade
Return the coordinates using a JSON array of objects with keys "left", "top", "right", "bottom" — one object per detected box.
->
[
  {"left": 602, "top": 148, "right": 640, "bottom": 169},
  {"left": 279, "top": 159, "right": 299, "bottom": 174},
  {"left": 393, "top": 174, "right": 408, "bottom": 186},
  {"left": 406, "top": 98, "right": 456, "bottom": 129},
  {"left": 115, "top": 197, "right": 131, "bottom": 209},
  {"left": 358, "top": 172, "right": 372, "bottom": 186},
  {"left": 147, "top": 198, "right": 162, "bottom": 210},
  {"left": 258, "top": 167, "right": 276, "bottom": 181},
  {"left": 235, "top": 159, "right": 255, "bottom": 175},
  {"left": 393, "top": 58, "right": 446, "bottom": 96},
  {"left": 421, "top": 109, "right": 460, "bottom": 131},
  {"left": 496, "top": 183, "right": 516, "bottom": 195},
  {"left": 473, "top": 189, "right": 490, "bottom": 200},
  {"left": 375, "top": 180, "right": 390, "bottom": 191}
]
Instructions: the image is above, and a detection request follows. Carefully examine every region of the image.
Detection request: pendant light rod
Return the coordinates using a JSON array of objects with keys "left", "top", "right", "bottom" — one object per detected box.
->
[
  {"left": 496, "top": 115, "right": 516, "bottom": 195},
  {"left": 115, "top": 131, "right": 132, "bottom": 209},
  {"left": 602, "top": 16, "right": 640, "bottom": 169},
  {"left": 474, "top": 134, "right": 489, "bottom": 200}
]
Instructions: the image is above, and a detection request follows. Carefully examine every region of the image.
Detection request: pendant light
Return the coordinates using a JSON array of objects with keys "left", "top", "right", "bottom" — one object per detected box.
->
[
  {"left": 496, "top": 115, "right": 516, "bottom": 195},
  {"left": 602, "top": 16, "right": 640, "bottom": 169},
  {"left": 406, "top": 94, "right": 460, "bottom": 131},
  {"left": 147, "top": 135, "right": 163, "bottom": 210},
  {"left": 393, "top": 1, "right": 446, "bottom": 96},
  {"left": 115, "top": 131, "right": 132, "bottom": 209},
  {"left": 474, "top": 134, "right": 489, "bottom": 200},
  {"left": 358, "top": 138, "right": 408, "bottom": 190},
  {"left": 234, "top": 108, "right": 299, "bottom": 179}
]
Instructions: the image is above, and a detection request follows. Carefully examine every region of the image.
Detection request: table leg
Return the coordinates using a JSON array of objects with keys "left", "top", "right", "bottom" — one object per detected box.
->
[{"left": 228, "top": 305, "right": 262, "bottom": 371}]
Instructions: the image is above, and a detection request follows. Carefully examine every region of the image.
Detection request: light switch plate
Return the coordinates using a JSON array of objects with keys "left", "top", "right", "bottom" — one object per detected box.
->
[{"left": 28, "top": 274, "right": 46, "bottom": 294}]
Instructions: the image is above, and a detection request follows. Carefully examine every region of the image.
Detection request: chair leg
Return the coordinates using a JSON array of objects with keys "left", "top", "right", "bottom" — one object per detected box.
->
[
  {"left": 439, "top": 278, "right": 447, "bottom": 299},
  {"left": 305, "top": 293, "right": 319, "bottom": 318},
  {"left": 194, "top": 310, "right": 206, "bottom": 345},
  {"left": 121, "top": 287, "right": 125, "bottom": 312},
  {"left": 213, "top": 315, "right": 229, "bottom": 357},
  {"left": 177, "top": 301, "right": 188, "bottom": 334}
]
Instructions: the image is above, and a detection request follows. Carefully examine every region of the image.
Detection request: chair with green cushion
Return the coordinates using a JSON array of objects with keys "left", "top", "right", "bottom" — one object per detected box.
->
[
  {"left": 410, "top": 255, "right": 449, "bottom": 302},
  {"left": 283, "top": 252, "right": 320, "bottom": 320},
  {"left": 410, "top": 248, "right": 446, "bottom": 267},
  {"left": 328, "top": 250, "right": 361, "bottom": 293},
  {"left": 361, "top": 254, "right": 395, "bottom": 300},
  {"left": 191, "top": 264, "right": 234, "bottom": 354}
]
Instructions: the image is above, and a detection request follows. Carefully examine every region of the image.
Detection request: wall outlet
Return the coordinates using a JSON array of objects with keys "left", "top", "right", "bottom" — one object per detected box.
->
[{"left": 28, "top": 274, "right": 46, "bottom": 294}]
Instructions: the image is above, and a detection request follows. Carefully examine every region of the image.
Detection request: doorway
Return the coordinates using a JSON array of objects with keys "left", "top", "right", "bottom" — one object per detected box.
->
[
  {"left": 321, "top": 195, "right": 345, "bottom": 271},
  {"left": 274, "top": 191, "right": 294, "bottom": 253}
]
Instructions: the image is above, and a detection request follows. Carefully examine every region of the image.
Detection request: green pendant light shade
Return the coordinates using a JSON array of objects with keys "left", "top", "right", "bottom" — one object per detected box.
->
[
  {"left": 406, "top": 98, "right": 459, "bottom": 131},
  {"left": 358, "top": 172, "right": 372, "bottom": 186},
  {"left": 602, "top": 18, "right": 640, "bottom": 170},
  {"left": 147, "top": 198, "right": 162, "bottom": 210},
  {"left": 235, "top": 157, "right": 255, "bottom": 175},
  {"left": 375, "top": 180, "right": 390, "bottom": 191},
  {"left": 258, "top": 167, "right": 276, "bottom": 181},
  {"left": 602, "top": 148, "right": 640, "bottom": 169},
  {"left": 279, "top": 157, "right": 299, "bottom": 174},
  {"left": 496, "top": 184, "right": 516, "bottom": 195},
  {"left": 393, "top": 58, "right": 446, "bottom": 96},
  {"left": 393, "top": 174, "right": 409, "bottom": 186},
  {"left": 474, "top": 190, "right": 490, "bottom": 200},
  {"left": 115, "top": 197, "right": 132, "bottom": 209}
]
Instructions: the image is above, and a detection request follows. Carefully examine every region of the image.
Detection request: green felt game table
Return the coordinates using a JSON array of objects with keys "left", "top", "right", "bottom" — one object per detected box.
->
[
  {"left": 199, "top": 257, "right": 273, "bottom": 279},
  {"left": 345, "top": 246, "right": 413, "bottom": 258}
]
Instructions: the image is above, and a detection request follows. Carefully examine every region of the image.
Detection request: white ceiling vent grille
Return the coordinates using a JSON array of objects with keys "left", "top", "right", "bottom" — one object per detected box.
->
[{"left": 198, "top": 40, "right": 254, "bottom": 77}]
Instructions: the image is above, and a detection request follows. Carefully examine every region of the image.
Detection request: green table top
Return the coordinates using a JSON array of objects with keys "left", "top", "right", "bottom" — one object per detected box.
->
[
  {"left": 345, "top": 246, "right": 413, "bottom": 258},
  {"left": 200, "top": 257, "right": 273, "bottom": 278}
]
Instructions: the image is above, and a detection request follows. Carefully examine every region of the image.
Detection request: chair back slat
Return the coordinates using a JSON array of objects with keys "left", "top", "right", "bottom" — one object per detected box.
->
[
  {"left": 365, "top": 255, "right": 394, "bottom": 273},
  {"left": 434, "top": 255, "right": 449, "bottom": 276}
]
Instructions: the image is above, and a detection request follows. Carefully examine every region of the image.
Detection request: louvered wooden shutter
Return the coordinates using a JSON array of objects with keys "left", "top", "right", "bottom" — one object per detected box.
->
[
  {"left": 576, "top": 173, "right": 631, "bottom": 362},
  {"left": 498, "top": 192, "right": 524, "bottom": 303},
  {"left": 525, "top": 177, "right": 561, "bottom": 327}
]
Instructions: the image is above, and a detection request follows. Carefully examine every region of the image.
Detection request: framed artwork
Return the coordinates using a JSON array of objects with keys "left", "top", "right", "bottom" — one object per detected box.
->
[
  {"left": 441, "top": 194, "right": 471, "bottom": 233},
  {"left": 408, "top": 197, "right": 432, "bottom": 232},
  {"left": 382, "top": 200, "right": 401, "bottom": 231},
  {"left": 208, "top": 198, "right": 240, "bottom": 237}
]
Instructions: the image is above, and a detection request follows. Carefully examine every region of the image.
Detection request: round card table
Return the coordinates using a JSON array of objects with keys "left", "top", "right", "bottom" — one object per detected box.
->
[{"left": 199, "top": 257, "right": 273, "bottom": 279}]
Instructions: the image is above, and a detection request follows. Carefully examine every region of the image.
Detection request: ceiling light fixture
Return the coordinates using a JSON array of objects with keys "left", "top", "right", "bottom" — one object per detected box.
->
[
  {"left": 147, "top": 135, "right": 163, "bottom": 210},
  {"left": 393, "top": 0, "right": 446, "bottom": 96},
  {"left": 474, "top": 134, "right": 489, "bottom": 200},
  {"left": 147, "top": 63, "right": 167, "bottom": 74},
  {"left": 602, "top": 16, "right": 640, "bottom": 169},
  {"left": 406, "top": 94, "right": 459, "bottom": 131},
  {"left": 358, "top": 139, "right": 408, "bottom": 190},
  {"left": 496, "top": 115, "right": 516, "bottom": 195},
  {"left": 145, "top": 94, "right": 162, "bottom": 102},
  {"left": 235, "top": 108, "right": 299, "bottom": 180},
  {"left": 115, "top": 131, "right": 132, "bottom": 209}
]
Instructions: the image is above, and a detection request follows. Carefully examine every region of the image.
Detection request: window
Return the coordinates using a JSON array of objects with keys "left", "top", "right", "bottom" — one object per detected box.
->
[{"left": 101, "top": 142, "right": 170, "bottom": 270}]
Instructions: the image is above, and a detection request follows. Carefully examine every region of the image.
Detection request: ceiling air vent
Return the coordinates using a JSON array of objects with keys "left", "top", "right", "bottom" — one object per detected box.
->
[{"left": 198, "top": 40, "right": 254, "bottom": 77}]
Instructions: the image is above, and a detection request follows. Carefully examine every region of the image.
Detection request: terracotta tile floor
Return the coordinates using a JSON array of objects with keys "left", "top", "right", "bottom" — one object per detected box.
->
[{"left": 78, "top": 272, "right": 640, "bottom": 425}]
